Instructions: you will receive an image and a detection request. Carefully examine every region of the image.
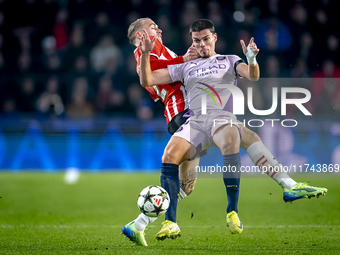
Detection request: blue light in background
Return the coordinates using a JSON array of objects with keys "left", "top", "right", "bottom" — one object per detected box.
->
[
  {"left": 90, "top": 126, "right": 137, "bottom": 172},
  {"left": 11, "top": 122, "right": 56, "bottom": 172},
  {"left": 67, "top": 127, "right": 79, "bottom": 169},
  {"left": 0, "top": 120, "right": 339, "bottom": 172},
  {"left": 0, "top": 130, "right": 5, "bottom": 167}
]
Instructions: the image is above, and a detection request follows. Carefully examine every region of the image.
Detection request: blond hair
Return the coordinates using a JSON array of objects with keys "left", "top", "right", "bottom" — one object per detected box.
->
[{"left": 127, "top": 18, "right": 150, "bottom": 46}]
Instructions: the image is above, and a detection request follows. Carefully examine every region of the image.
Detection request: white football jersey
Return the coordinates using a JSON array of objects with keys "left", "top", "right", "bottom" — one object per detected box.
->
[{"left": 168, "top": 54, "right": 244, "bottom": 115}]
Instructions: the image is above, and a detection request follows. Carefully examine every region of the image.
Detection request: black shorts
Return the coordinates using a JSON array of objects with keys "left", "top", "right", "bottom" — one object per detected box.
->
[
  {"left": 167, "top": 108, "right": 190, "bottom": 135},
  {"left": 167, "top": 109, "right": 207, "bottom": 159}
]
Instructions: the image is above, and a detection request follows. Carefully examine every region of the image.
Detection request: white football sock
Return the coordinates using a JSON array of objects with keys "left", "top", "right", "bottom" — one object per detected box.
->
[
  {"left": 247, "top": 141, "right": 297, "bottom": 189},
  {"left": 178, "top": 188, "right": 187, "bottom": 201},
  {"left": 134, "top": 213, "right": 157, "bottom": 232}
]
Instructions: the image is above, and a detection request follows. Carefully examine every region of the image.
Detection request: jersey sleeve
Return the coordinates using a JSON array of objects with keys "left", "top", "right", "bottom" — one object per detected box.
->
[
  {"left": 150, "top": 56, "right": 184, "bottom": 71},
  {"left": 167, "top": 63, "right": 186, "bottom": 83},
  {"left": 228, "top": 55, "right": 245, "bottom": 77},
  {"left": 149, "top": 37, "right": 163, "bottom": 59}
]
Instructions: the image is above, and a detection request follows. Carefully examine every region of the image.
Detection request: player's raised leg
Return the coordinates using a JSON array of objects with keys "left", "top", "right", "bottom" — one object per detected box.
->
[
  {"left": 240, "top": 124, "right": 327, "bottom": 202},
  {"left": 156, "top": 136, "right": 195, "bottom": 240},
  {"left": 213, "top": 123, "right": 243, "bottom": 234},
  {"left": 122, "top": 131, "right": 197, "bottom": 245},
  {"left": 122, "top": 157, "right": 197, "bottom": 245}
]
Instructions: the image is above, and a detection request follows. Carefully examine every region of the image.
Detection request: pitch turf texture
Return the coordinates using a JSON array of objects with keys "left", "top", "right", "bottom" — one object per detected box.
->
[{"left": 0, "top": 173, "right": 339, "bottom": 254}]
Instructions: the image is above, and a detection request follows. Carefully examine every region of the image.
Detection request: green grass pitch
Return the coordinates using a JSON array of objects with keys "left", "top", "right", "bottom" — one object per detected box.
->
[{"left": 0, "top": 172, "right": 339, "bottom": 254}]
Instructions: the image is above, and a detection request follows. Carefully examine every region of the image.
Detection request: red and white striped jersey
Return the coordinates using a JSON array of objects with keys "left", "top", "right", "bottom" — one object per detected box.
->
[{"left": 134, "top": 37, "right": 188, "bottom": 124}]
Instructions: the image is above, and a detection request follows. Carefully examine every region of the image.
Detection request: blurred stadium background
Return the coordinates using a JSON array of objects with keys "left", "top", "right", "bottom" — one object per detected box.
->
[{"left": 0, "top": 0, "right": 339, "bottom": 172}]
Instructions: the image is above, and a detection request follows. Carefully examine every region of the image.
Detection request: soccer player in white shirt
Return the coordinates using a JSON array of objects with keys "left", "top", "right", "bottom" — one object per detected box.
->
[{"left": 139, "top": 18, "right": 256, "bottom": 237}]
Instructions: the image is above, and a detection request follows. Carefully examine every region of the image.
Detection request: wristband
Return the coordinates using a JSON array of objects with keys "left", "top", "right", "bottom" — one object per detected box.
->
[{"left": 245, "top": 44, "right": 257, "bottom": 66}]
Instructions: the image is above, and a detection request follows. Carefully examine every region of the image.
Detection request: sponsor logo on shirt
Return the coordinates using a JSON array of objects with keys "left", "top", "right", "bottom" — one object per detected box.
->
[{"left": 189, "top": 64, "right": 226, "bottom": 76}]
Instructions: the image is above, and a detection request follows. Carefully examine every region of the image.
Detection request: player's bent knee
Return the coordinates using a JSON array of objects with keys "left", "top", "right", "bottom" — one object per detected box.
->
[
  {"left": 163, "top": 136, "right": 194, "bottom": 163},
  {"left": 249, "top": 130, "right": 261, "bottom": 143},
  {"left": 214, "top": 125, "right": 240, "bottom": 155},
  {"left": 162, "top": 146, "right": 191, "bottom": 164},
  {"left": 220, "top": 142, "right": 239, "bottom": 155},
  {"left": 162, "top": 151, "right": 176, "bottom": 164},
  {"left": 240, "top": 127, "right": 261, "bottom": 150},
  {"left": 222, "top": 136, "right": 240, "bottom": 154}
]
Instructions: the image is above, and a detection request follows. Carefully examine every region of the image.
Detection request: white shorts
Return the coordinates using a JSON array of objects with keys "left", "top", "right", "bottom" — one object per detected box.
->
[{"left": 173, "top": 110, "right": 241, "bottom": 156}]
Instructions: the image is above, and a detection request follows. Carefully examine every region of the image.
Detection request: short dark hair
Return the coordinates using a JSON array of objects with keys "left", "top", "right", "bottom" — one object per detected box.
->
[{"left": 189, "top": 19, "right": 215, "bottom": 35}]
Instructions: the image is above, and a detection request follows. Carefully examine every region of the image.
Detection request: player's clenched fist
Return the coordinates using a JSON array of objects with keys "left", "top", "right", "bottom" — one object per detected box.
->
[
  {"left": 140, "top": 29, "right": 156, "bottom": 53},
  {"left": 183, "top": 44, "right": 200, "bottom": 62}
]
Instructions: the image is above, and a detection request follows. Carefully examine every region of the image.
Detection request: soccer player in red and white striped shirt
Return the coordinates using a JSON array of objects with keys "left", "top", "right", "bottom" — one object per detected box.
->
[{"left": 133, "top": 21, "right": 193, "bottom": 128}]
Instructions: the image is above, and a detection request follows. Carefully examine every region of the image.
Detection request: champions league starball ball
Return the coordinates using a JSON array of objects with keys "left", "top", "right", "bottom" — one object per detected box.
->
[{"left": 137, "top": 185, "right": 170, "bottom": 217}]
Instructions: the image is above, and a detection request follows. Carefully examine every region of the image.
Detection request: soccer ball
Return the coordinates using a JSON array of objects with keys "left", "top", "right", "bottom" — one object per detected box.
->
[{"left": 137, "top": 185, "right": 170, "bottom": 217}]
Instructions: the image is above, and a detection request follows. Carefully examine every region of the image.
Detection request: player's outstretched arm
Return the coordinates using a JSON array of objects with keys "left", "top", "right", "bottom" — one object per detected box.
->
[
  {"left": 140, "top": 29, "right": 172, "bottom": 87},
  {"left": 148, "top": 44, "right": 199, "bottom": 71},
  {"left": 237, "top": 37, "right": 260, "bottom": 82}
]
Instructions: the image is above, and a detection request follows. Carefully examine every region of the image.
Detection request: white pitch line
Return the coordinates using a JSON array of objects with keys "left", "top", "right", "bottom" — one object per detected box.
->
[{"left": 1, "top": 224, "right": 340, "bottom": 229}]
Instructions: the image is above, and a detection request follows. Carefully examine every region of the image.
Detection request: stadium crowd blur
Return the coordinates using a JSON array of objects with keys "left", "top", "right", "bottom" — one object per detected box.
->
[{"left": 0, "top": 0, "right": 339, "bottom": 121}]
